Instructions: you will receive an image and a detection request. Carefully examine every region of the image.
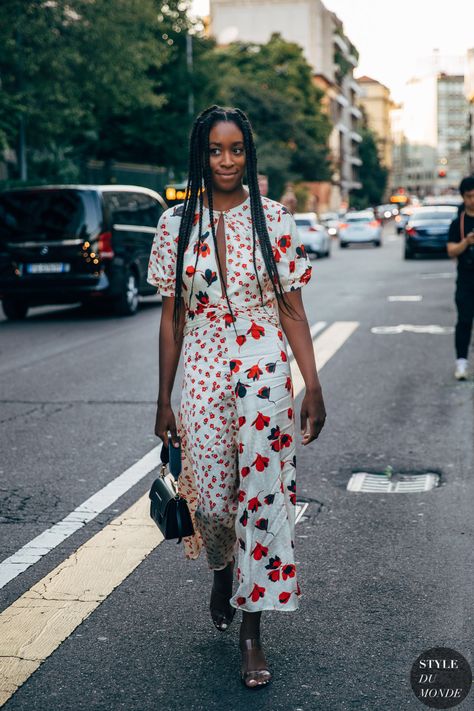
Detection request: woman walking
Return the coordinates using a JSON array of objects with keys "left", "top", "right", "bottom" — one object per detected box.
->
[{"left": 147, "top": 106, "right": 326, "bottom": 688}]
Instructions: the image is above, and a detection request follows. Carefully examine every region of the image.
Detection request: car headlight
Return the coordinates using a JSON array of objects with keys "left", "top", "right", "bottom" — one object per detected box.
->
[{"left": 328, "top": 227, "right": 337, "bottom": 236}]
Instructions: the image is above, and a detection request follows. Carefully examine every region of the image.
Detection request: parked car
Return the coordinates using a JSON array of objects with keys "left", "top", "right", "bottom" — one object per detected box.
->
[
  {"left": 339, "top": 211, "right": 383, "bottom": 248},
  {"left": 375, "top": 203, "right": 398, "bottom": 221},
  {"left": 404, "top": 205, "right": 458, "bottom": 259},
  {"left": 0, "top": 185, "right": 167, "bottom": 319},
  {"left": 395, "top": 206, "right": 418, "bottom": 234},
  {"left": 319, "top": 211, "right": 340, "bottom": 238},
  {"left": 294, "top": 212, "right": 331, "bottom": 258}
]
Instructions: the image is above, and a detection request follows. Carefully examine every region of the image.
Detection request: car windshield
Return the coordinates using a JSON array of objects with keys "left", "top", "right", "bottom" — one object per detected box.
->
[
  {"left": 346, "top": 215, "right": 372, "bottom": 223},
  {"left": 0, "top": 189, "right": 89, "bottom": 241},
  {"left": 413, "top": 211, "right": 456, "bottom": 221},
  {"left": 295, "top": 219, "right": 314, "bottom": 227}
]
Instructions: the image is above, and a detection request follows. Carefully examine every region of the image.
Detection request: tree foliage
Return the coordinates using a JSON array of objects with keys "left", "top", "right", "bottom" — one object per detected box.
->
[
  {"left": 350, "top": 126, "right": 388, "bottom": 209},
  {"left": 0, "top": 0, "right": 164, "bottom": 178},
  {"left": 212, "top": 34, "right": 332, "bottom": 199},
  {"left": 0, "top": 8, "right": 332, "bottom": 192}
]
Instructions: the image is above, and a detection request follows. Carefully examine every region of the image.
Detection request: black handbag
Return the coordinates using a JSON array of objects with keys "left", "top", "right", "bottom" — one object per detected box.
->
[{"left": 149, "top": 437, "right": 194, "bottom": 543}]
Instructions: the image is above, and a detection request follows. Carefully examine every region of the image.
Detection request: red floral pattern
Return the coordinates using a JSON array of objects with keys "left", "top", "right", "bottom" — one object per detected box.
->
[{"left": 147, "top": 196, "right": 311, "bottom": 612}]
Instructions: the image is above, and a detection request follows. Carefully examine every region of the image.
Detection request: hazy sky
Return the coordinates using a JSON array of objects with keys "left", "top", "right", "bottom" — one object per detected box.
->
[{"left": 191, "top": 0, "right": 473, "bottom": 102}]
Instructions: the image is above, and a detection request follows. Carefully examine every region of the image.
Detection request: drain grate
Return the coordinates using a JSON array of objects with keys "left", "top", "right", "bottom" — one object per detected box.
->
[{"left": 347, "top": 471, "right": 440, "bottom": 493}]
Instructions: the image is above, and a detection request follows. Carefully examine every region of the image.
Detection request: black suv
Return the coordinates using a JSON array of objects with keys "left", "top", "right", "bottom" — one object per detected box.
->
[{"left": 0, "top": 185, "right": 167, "bottom": 319}]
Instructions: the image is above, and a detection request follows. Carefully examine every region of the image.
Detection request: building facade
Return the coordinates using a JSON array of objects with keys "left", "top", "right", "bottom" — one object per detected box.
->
[
  {"left": 464, "top": 48, "right": 474, "bottom": 174},
  {"left": 357, "top": 76, "right": 393, "bottom": 170},
  {"left": 391, "top": 68, "right": 470, "bottom": 196},
  {"left": 437, "top": 74, "right": 470, "bottom": 189},
  {"left": 210, "top": 0, "right": 362, "bottom": 206}
]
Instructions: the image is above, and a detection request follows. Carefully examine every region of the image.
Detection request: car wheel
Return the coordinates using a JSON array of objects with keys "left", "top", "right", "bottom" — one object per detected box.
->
[
  {"left": 374, "top": 240, "right": 381, "bottom": 247},
  {"left": 2, "top": 298, "right": 29, "bottom": 320},
  {"left": 404, "top": 246, "right": 414, "bottom": 260},
  {"left": 115, "top": 269, "right": 139, "bottom": 316},
  {"left": 340, "top": 242, "right": 348, "bottom": 249}
]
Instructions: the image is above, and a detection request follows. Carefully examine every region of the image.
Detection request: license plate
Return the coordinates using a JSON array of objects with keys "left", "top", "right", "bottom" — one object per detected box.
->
[{"left": 25, "top": 263, "right": 71, "bottom": 274}]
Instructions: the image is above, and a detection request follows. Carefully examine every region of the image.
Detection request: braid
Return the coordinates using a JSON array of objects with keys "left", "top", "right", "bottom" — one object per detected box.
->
[{"left": 172, "top": 105, "right": 296, "bottom": 339}]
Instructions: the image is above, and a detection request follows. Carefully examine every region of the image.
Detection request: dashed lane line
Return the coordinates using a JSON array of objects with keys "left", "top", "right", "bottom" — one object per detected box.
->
[{"left": 0, "top": 320, "right": 359, "bottom": 706}]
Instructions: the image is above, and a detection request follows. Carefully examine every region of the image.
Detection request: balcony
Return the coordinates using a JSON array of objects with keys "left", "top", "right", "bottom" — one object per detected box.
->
[
  {"left": 350, "top": 155, "right": 363, "bottom": 166},
  {"left": 333, "top": 33, "right": 349, "bottom": 56},
  {"left": 335, "top": 92, "right": 349, "bottom": 108},
  {"left": 349, "top": 78, "right": 362, "bottom": 95},
  {"left": 350, "top": 130, "right": 362, "bottom": 143},
  {"left": 350, "top": 105, "right": 362, "bottom": 119},
  {"left": 336, "top": 122, "right": 349, "bottom": 134}
]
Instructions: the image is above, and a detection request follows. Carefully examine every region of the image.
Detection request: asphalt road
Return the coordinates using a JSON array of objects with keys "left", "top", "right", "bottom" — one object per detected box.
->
[{"left": 1, "top": 223, "right": 473, "bottom": 711}]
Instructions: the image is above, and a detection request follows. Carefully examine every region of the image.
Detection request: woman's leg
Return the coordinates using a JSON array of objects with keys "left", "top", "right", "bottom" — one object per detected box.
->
[{"left": 239, "top": 611, "right": 272, "bottom": 687}]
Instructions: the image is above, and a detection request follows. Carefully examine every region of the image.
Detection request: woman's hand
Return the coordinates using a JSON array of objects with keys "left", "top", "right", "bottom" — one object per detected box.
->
[
  {"left": 154, "top": 403, "right": 180, "bottom": 448},
  {"left": 300, "top": 386, "right": 326, "bottom": 445}
]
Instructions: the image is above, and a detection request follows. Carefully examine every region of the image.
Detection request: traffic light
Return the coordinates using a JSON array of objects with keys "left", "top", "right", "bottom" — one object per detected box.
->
[{"left": 438, "top": 169, "right": 447, "bottom": 178}]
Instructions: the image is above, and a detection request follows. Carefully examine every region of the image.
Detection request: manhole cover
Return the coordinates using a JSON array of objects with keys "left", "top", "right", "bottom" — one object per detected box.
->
[{"left": 347, "top": 471, "right": 440, "bottom": 493}]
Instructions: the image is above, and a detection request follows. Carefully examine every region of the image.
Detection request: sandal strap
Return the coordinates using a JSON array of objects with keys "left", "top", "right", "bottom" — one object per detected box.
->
[{"left": 239, "top": 637, "right": 262, "bottom": 651}]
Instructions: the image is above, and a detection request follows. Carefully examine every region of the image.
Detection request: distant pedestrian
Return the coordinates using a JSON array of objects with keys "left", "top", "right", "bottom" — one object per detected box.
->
[
  {"left": 147, "top": 105, "right": 326, "bottom": 688},
  {"left": 447, "top": 175, "right": 474, "bottom": 380}
]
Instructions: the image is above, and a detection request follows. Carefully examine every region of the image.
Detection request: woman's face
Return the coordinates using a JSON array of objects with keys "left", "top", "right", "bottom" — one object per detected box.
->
[{"left": 208, "top": 121, "right": 246, "bottom": 194}]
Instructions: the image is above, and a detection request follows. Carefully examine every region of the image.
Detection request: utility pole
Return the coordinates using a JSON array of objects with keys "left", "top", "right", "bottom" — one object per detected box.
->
[{"left": 186, "top": 33, "right": 194, "bottom": 120}]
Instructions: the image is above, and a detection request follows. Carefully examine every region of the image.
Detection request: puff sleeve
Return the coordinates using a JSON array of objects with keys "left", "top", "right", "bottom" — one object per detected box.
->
[
  {"left": 147, "top": 208, "right": 178, "bottom": 296},
  {"left": 274, "top": 208, "right": 312, "bottom": 292}
]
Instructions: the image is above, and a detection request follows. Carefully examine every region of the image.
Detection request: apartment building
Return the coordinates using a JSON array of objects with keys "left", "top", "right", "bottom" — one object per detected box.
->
[
  {"left": 357, "top": 76, "right": 393, "bottom": 170},
  {"left": 210, "top": 0, "right": 362, "bottom": 206},
  {"left": 464, "top": 48, "right": 474, "bottom": 173}
]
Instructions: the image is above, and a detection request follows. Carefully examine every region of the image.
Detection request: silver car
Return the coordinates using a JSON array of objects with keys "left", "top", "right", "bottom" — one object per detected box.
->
[
  {"left": 339, "top": 211, "right": 383, "bottom": 248},
  {"left": 294, "top": 213, "right": 331, "bottom": 258},
  {"left": 320, "top": 211, "right": 340, "bottom": 238}
]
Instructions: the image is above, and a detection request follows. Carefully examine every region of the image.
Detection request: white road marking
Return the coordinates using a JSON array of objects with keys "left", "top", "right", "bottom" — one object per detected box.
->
[
  {"left": 0, "top": 448, "right": 161, "bottom": 589},
  {"left": 295, "top": 502, "right": 309, "bottom": 524},
  {"left": 286, "top": 320, "right": 326, "bottom": 359},
  {"left": 419, "top": 272, "right": 454, "bottom": 280},
  {"left": 0, "top": 495, "right": 162, "bottom": 707},
  {"left": 387, "top": 295, "right": 423, "bottom": 302},
  {"left": 292, "top": 321, "right": 359, "bottom": 397},
  {"left": 0, "top": 319, "right": 358, "bottom": 705},
  {"left": 0, "top": 319, "right": 344, "bottom": 591},
  {"left": 371, "top": 324, "right": 454, "bottom": 335}
]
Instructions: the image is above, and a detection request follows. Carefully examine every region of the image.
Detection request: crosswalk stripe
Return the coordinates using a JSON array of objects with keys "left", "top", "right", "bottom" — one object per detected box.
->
[{"left": 0, "top": 320, "right": 358, "bottom": 706}]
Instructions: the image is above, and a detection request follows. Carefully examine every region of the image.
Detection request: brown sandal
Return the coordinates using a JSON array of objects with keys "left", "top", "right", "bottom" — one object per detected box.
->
[{"left": 240, "top": 638, "right": 272, "bottom": 689}]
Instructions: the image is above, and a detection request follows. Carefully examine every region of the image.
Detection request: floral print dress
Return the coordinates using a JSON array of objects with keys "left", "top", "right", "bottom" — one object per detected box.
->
[{"left": 147, "top": 196, "right": 312, "bottom": 612}]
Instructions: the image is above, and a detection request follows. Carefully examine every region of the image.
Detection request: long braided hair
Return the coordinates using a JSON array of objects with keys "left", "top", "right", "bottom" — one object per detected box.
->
[{"left": 172, "top": 105, "right": 294, "bottom": 337}]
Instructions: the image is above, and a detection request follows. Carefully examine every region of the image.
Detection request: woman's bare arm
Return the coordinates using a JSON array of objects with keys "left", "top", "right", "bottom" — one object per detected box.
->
[
  {"left": 155, "top": 295, "right": 185, "bottom": 447},
  {"left": 278, "top": 290, "right": 326, "bottom": 445}
]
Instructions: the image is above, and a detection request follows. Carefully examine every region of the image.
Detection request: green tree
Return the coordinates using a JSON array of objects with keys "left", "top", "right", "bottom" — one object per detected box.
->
[
  {"left": 0, "top": 0, "right": 164, "bottom": 181},
  {"left": 350, "top": 126, "right": 388, "bottom": 209},
  {"left": 212, "top": 34, "right": 332, "bottom": 199}
]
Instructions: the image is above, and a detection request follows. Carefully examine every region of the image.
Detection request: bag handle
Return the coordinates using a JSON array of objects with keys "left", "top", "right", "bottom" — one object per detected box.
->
[
  {"left": 160, "top": 431, "right": 182, "bottom": 479},
  {"left": 460, "top": 210, "right": 465, "bottom": 241}
]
